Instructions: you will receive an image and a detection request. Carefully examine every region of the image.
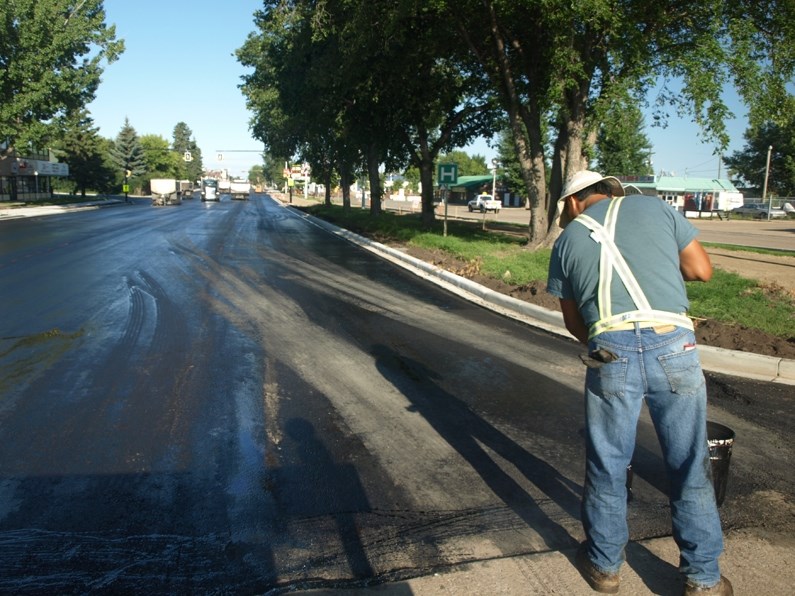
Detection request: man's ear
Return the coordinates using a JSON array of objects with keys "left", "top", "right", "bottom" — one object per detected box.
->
[{"left": 565, "top": 195, "right": 578, "bottom": 216}]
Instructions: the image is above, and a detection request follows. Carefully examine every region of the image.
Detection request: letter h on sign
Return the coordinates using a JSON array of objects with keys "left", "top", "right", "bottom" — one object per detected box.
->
[{"left": 437, "top": 163, "right": 458, "bottom": 186}]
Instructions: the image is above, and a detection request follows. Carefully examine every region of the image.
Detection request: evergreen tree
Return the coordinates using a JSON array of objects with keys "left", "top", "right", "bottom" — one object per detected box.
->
[
  {"left": 172, "top": 122, "right": 203, "bottom": 183},
  {"left": 496, "top": 129, "right": 532, "bottom": 205},
  {"left": 594, "top": 94, "right": 654, "bottom": 177},
  {"left": 111, "top": 118, "right": 146, "bottom": 186},
  {"left": 56, "top": 110, "right": 115, "bottom": 196}
]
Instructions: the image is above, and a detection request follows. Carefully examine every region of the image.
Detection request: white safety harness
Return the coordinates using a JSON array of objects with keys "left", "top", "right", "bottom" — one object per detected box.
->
[{"left": 574, "top": 197, "right": 693, "bottom": 339}]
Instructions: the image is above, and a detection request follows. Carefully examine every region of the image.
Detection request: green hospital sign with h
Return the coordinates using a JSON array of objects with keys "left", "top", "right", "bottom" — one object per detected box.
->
[{"left": 437, "top": 163, "right": 458, "bottom": 186}]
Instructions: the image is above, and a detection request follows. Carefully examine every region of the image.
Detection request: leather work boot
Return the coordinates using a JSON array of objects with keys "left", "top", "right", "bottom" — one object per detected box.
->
[
  {"left": 575, "top": 546, "right": 620, "bottom": 594},
  {"left": 683, "top": 576, "right": 734, "bottom": 595}
]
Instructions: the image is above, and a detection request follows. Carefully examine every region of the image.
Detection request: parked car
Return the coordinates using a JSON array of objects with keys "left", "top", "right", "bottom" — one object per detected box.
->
[
  {"left": 467, "top": 193, "right": 501, "bottom": 213},
  {"left": 730, "top": 203, "right": 787, "bottom": 219}
]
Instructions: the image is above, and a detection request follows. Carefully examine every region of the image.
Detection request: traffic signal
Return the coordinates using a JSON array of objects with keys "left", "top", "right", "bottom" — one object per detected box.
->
[{"left": 125, "top": 169, "right": 132, "bottom": 177}]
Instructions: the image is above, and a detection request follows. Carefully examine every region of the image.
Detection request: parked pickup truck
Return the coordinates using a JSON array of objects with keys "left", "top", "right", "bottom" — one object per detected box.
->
[
  {"left": 467, "top": 193, "right": 501, "bottom": 213},
  {"left": 230, "top": 180, "right": 251, "bottom": 200},
  {"left": 150, "top": 179, "right": 182, "bottom": 206}
]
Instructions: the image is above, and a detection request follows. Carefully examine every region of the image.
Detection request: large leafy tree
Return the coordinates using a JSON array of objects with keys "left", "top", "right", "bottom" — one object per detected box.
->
[
  {"left": 0, "top": 0, "right": 123, "bottom": 151},
  {"left": 239, "top": 0, "right": 496, "bottom": 223},
  {"left": 338, "top": 0, "right": 496, "bottom": 223},
  {"left": 259, "top": 153, "right": 286, "bottom": 187},
  {"left": 239, "top": 0, "right": 793, "bottom": 238},
  {"left": 140, "top": 134, "right": 180, "bottom": 179},
  {"left": 445, "top": 0, "right": 795, "bottom": 245},
  {"left": 56, "top": 109, "right": 115, "bottom": 196},
  {"left": 437, "top": 150, "right": 489, "bottom": 177},
  {"left": 724, "top": 116, "right": 795, "bottom": 197},
  {"left": 239, "top": 1, "right": 376, "bottom": 210}
]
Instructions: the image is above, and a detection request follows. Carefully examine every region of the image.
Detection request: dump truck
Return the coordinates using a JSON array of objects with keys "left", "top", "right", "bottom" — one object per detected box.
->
[
  {"left": 230, "top": 180, "right": 251, "bottom": 200},
  {"left": 150, "top": 179, "right": 182, "bottom": 206},
  {"left": 179, "top": 180, "right": 194, "bottom": 199},
  {"left": 218, "top": 178, "right": 231, "bottom": 195}
]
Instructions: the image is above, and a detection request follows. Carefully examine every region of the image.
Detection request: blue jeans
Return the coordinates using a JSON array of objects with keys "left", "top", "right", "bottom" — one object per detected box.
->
[{"left": 581, "top": 324, "right": 724, "bottom": 587}]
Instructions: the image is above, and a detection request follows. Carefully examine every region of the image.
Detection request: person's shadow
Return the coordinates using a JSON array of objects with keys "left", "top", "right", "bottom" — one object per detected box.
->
[
  {"left": 279, "top": 417, "right": 375, "bottom": 579},
  {"left": 372, "top": 343, "right": 582, "bottom": 551},
  {"left": 373, "top": 342, "right": 684, "bottom": 591}
]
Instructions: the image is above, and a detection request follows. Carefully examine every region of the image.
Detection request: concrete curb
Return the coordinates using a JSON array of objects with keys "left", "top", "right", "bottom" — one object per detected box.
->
[
  {"left": 289, "top": 205, "right": 795, "bottom": 386},
  {"left": 0, "top": 198, "right": 126, "bottom": 219}
]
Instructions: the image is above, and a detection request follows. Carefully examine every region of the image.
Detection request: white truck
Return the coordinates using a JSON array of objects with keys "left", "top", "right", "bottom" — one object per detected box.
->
[
  {"left": 201, "top": 179, "right": 219, "bottom": 201},
  {"left": 467, "top": 193, "right": 501, "bottom": 213},
  {"left": 230, "top": 180, "right": 251, "bottom": 200},
  {"left": 150, "top": 179, "right": 182, "bottom": 206},
  {"left": 218, "top": 178, "right": 231, "bottom": 196},
  {"left": 178, "top": 180, "right": 194, "bottom": 199}
]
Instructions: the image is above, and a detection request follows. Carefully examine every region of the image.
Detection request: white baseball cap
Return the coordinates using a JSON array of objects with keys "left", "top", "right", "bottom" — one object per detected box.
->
[{"left": 556, "top": 170, "right": 625, "bottom": 228}]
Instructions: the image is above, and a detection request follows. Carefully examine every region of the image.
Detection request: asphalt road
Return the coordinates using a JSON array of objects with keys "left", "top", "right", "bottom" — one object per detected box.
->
[{"left": 0, "top": 194, "right": 792, "bottom": 593}]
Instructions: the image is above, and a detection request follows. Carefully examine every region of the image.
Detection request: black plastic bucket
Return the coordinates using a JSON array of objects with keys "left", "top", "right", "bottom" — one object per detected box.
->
[{"left": 707, "top": 421, "right": 735, "bottom": 507}]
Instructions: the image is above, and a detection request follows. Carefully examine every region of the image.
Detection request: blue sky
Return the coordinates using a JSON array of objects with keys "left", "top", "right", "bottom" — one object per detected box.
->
[
  {"left": 88, "top": 1, "right": 748, "bottom": 180},
  {"left": 88, "top": 0, "right": 264, "bottom": 178}
]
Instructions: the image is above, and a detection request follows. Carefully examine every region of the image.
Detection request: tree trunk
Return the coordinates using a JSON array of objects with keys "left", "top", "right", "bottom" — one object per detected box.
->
[
  {"left": 324, "top": 171, "right": 332, "bottom": 207},
  {"left": 366, "top": 143, "right": 382, "bottom": 216},
  {"left": 419, "top": 158, "right": 436, "bottom": 227},
  {"left": 413, "top": 128, "right": 436, "bottom": 227},
  {"left": 339, "top": 161, "right": 352, "bottom": 209},
  {"left": 481, "top": 1, "right": 549, "bottom": 247}
]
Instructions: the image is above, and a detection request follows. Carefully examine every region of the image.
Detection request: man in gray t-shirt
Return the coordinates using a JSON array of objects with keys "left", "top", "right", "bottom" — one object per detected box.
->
[
  {"left": 547, "top": 170, "right": 732, "bottom": 596},
  {"left": 548, "top": 193, "right": 696, "bottom": 332}
]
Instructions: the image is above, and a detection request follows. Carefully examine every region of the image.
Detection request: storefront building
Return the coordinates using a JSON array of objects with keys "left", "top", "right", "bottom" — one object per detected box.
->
[
  {"left": 618, "top": 175, "right": 744, "bottom": 215},
  {"left": 0, "top": 149, "right": 69, "bottom": 202}
]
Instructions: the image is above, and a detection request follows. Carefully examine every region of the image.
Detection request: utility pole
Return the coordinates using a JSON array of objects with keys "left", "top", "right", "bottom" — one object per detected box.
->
[
  {"left": 491, "top": 158, "right": 500, "bottom": 199},
  {"left": 762, "top": 145, "right": 772, "bottom": 221}
]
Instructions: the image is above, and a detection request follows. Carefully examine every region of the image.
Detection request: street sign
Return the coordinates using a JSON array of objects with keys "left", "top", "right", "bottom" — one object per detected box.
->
[{"left": 437, "top": 163, "right": 458, "bottom": 186}]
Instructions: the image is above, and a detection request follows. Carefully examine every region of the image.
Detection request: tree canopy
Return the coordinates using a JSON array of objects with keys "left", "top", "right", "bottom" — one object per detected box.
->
[
  {"left": 0, "top": 0, "right": 123, "bottom": 151},
  {"left": 56, "top": 109, "right": 115, "bottom": 196},
  {"left": 111, "top": 118, "right": 146, "bottom": 183},
  {"left": 594, "top": 93, "right": 654, "bottom": 177},
  {"left": 724, "top": 110, "right": 795, "bottom": 197},
  {"left": 172, "top": 122, "right": 203, "bottom": 183},
  {"left": 237, "top": 0, "right": 795, "bottom": 242},
  {"left": 238, "top": 0, "right": 496, "bottom": 222}
]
